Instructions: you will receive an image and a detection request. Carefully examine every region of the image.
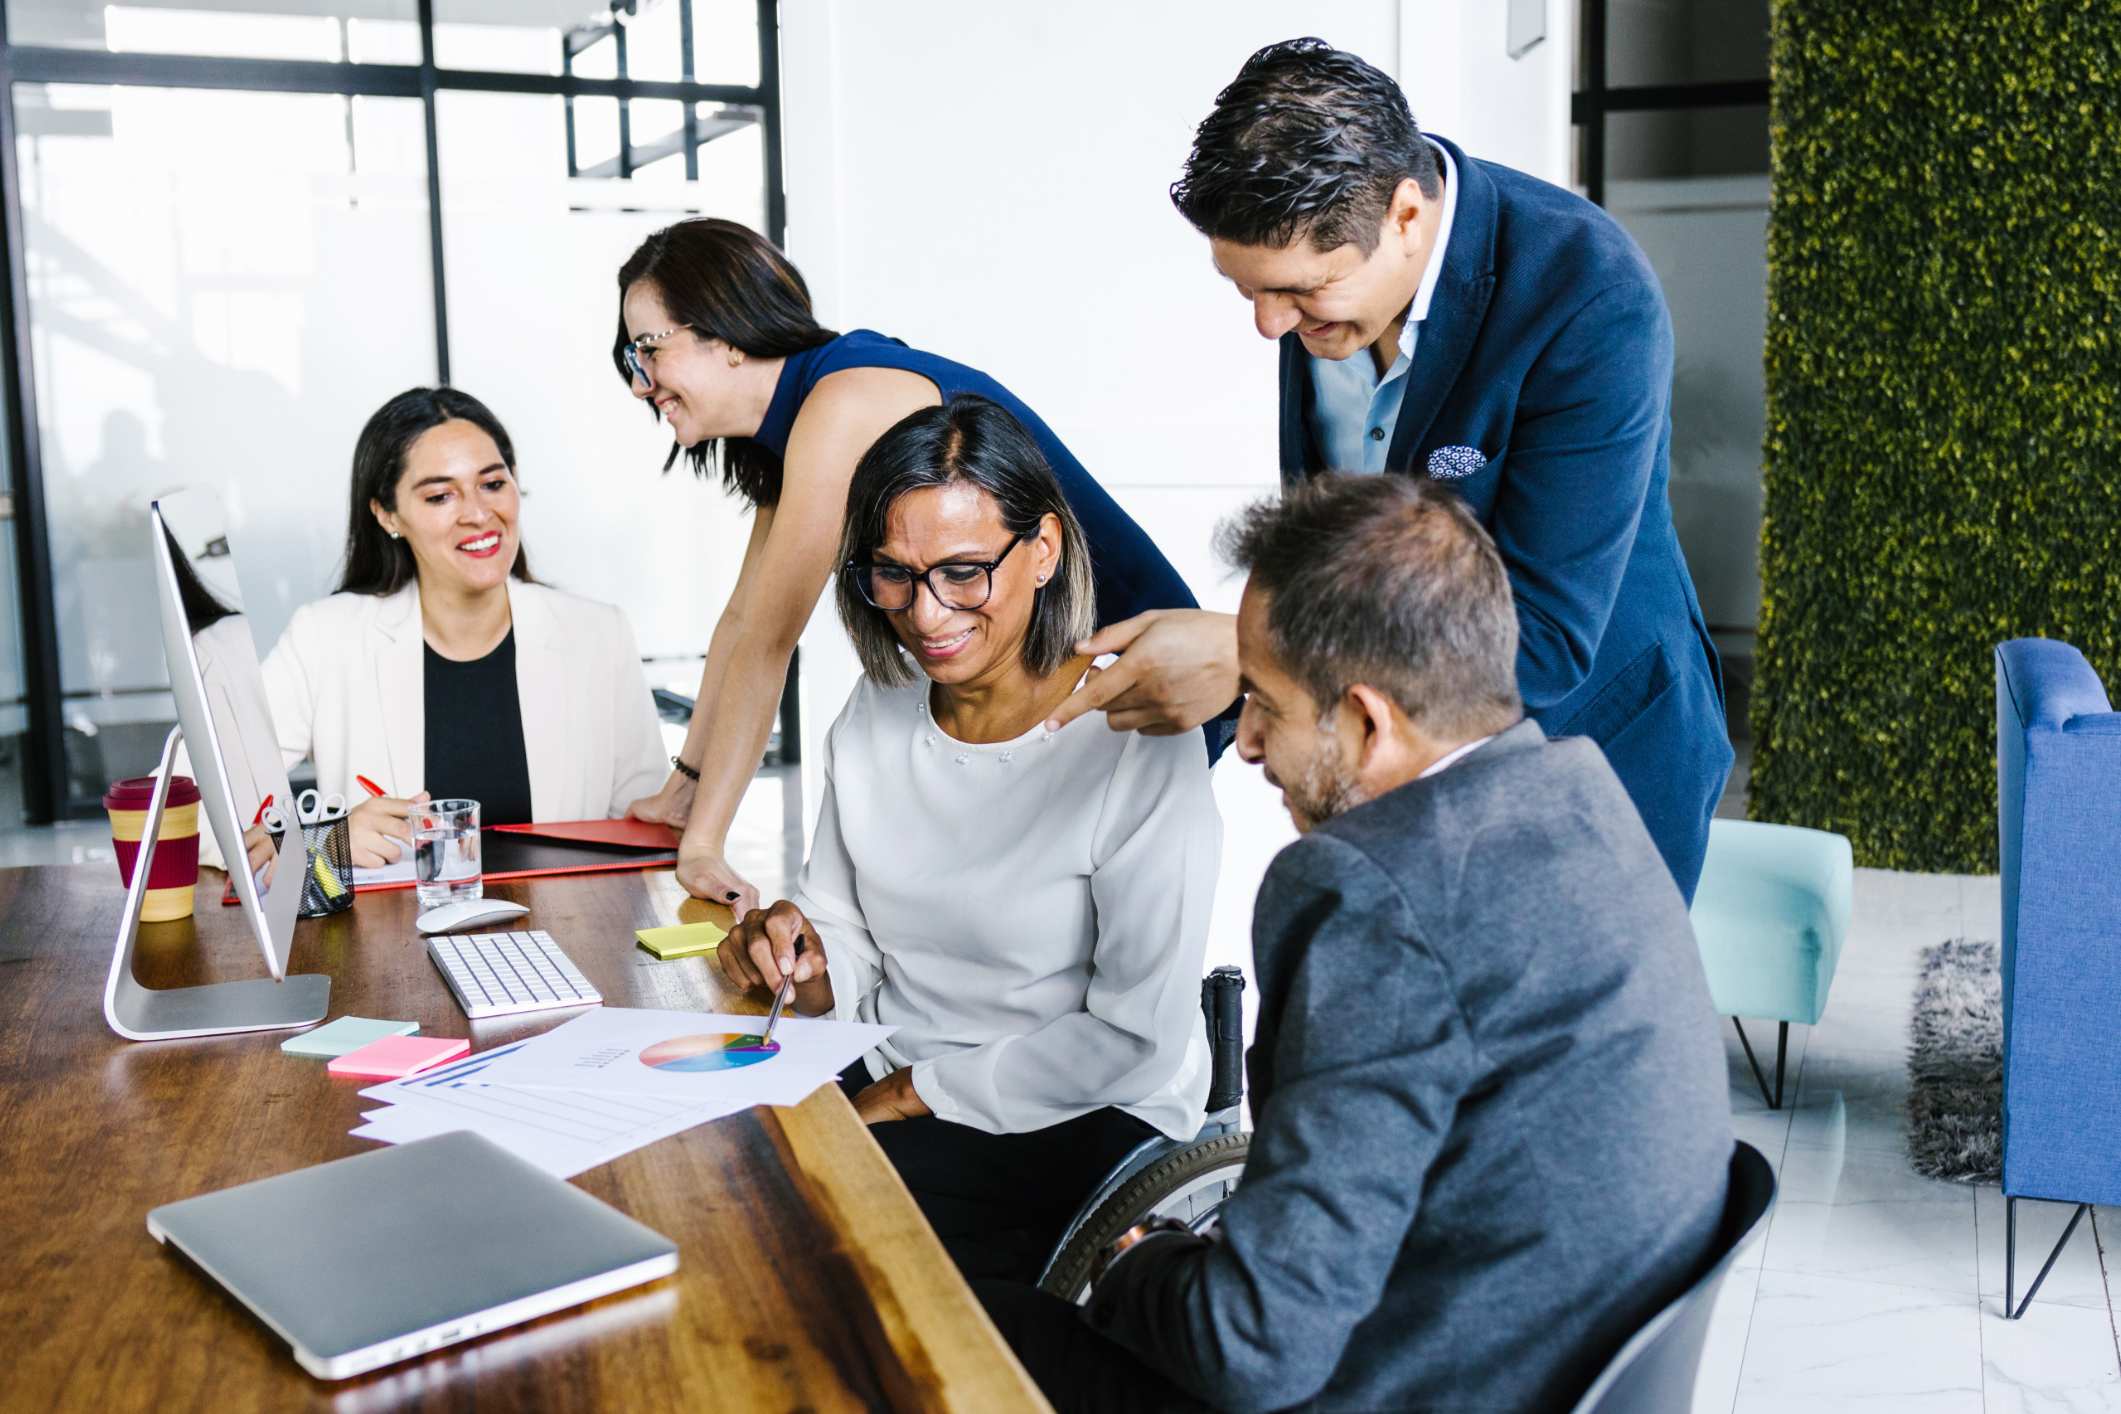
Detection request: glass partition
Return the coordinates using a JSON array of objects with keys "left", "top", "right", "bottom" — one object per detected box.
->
[
  {"left": 432, "top": 0, "right": 757, "bottom": 85},
  {"left": 1606, "top": 105, "right": 1770, "bottom": 747},
  {"left": 7, "top": 0, "right": 420, "bottom": 63},
  {"left": 0, "top": 0, "right": 778, "bottom": 823},
  {"left": 0, "top": 497, "right": 28, "bottom": 821},
  {"left": 1607, "top": 0, "right": 1768, "bottom": 89},
  {"left": 17, "top": 82, "right": 436, "bottom": 806},
  {"left": 434, "top": 86, "right": 760, "bottom": 667},
  {"left": 1583, "top": 0, "right": 1772, "bottom": 762}
]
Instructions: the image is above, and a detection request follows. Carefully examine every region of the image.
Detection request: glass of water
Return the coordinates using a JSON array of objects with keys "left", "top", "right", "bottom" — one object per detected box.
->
[{"left": 410, "top": 798, "right": 481, "bottom": 910}]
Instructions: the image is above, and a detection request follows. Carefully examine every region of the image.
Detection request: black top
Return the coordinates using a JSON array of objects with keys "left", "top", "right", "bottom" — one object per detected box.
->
[{"left": 423, "top": 630, "right": 534, "bottom": 826}]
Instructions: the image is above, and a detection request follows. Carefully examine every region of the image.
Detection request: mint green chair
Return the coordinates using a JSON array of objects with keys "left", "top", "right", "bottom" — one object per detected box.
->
[{"left": 1688, "top": 819, "right": 1855, "bottom": 1109}]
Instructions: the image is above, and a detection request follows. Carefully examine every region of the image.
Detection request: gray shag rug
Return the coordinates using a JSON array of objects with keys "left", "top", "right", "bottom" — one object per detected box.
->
[{"left": 1906, "top": 938, "right": 2003, "bottom": 1184}]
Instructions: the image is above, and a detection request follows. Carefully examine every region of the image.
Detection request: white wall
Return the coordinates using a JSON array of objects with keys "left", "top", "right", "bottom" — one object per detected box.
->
[
  {"left": 776, "top": 1, "right": 1573, "bottom": 984},
  {"left": 1401, "top": 0, "right": 1575, "bottom": 187}
]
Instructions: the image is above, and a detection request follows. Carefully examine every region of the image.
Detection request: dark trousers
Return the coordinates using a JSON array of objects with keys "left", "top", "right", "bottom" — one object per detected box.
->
[
  {"left": 836, "top": 1062, "right": 1157, "bottom": 1282},
  {"left": 973, "top": 1279, "right": 1212, "bottom": 1414}
]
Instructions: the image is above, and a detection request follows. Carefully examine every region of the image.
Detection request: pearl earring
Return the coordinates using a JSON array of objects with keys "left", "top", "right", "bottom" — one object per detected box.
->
[{"left": 389, "top": 530, "right": 401, "bottom": 540}]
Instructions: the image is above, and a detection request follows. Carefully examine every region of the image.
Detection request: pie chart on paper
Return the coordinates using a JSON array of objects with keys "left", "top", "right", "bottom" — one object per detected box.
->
[{"left": 637, "top": 1033, "right": 781, "bottom": 1072}]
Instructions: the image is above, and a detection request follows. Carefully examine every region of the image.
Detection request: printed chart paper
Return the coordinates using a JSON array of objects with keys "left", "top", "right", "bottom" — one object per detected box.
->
[
  {"left": 469, "top": 1008, "right": 892, "bottom": 1103},
  {"left": 347, "top": 1010, "right": 894, "bottom": 1179}
]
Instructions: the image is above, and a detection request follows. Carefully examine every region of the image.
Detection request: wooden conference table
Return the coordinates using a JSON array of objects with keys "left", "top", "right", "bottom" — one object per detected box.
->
[{"left": 0, "top": 862, "right": 1052, "bottom": 1414}]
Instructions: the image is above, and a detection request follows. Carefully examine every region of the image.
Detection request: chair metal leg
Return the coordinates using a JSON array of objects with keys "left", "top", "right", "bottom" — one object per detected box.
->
[
  {"left": 1774, "top": 1021, "right": 1788, "bottom": 1109},
  {"left": 2008, "top": 1198, "right": 2089, "bottom": 1319},
  {"left": 1731, "top": 1018, "right": 1787, "bottom": 1111}
]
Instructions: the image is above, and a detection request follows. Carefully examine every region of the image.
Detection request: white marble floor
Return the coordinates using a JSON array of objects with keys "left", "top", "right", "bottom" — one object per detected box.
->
[{"left": 1694, "top": 868, "right": 2121, "bottom": 1414}]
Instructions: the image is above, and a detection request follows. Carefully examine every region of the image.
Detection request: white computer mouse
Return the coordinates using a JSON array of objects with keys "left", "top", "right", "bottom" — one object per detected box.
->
[{"left": 415, "top": 898, "right": 530, "bottom": 935}]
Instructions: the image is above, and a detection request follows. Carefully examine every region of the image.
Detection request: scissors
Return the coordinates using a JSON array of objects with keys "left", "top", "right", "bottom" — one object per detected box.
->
[{"left": 296, "top": 789, "right": 348, "bottom": 825}]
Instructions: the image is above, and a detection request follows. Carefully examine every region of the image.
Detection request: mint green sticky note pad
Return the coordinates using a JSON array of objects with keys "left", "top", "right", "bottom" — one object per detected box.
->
[{"left": 282, "top": 1016, "right": 419, "bottom": 1058}]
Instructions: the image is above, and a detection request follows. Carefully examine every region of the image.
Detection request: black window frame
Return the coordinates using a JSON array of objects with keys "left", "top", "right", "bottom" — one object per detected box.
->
[
  {"left": 1572, "top": 0, "right": 1767, "bottom": 208},
  {"left": 0, "top": 0, "right": 785, "bottom": 821}
]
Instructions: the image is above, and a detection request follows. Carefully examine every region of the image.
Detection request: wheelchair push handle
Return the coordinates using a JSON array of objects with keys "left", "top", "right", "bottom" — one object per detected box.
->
[{"left": 1201, "top": 966, "right": 1246, "bottom": 1113}]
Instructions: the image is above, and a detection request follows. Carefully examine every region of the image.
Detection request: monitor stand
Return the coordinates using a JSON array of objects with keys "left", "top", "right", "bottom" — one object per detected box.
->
[{"left": 103, "top": 726, "right": 330, "bottom": 1042}]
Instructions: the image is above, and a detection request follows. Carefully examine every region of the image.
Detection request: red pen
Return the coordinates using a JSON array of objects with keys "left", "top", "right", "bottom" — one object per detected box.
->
[
  {"left": 251, "top": 793, "right": 274, "bottom": 825},
  {"left": 356, "top": 775, "right": 386, "bottom": 799}
]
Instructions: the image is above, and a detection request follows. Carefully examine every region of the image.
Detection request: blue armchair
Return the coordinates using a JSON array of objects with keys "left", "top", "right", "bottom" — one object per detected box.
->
[{"left": 1994, "top": 638, "right": 2121, "bottom": 1318}]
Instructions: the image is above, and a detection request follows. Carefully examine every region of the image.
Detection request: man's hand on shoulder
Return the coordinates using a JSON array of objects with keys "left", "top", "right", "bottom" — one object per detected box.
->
[{"left": 1044, "top": 609, "right": 1240, "bottom": 736}]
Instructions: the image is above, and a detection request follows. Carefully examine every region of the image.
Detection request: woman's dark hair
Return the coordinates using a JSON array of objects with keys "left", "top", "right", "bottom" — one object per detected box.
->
[
  {"left": 613, "top": 218, "right": 838, "bottom": 507},
  {"left": 336, "top": 386, "right": 531, "bottom": 597},
  {"left": 1172, "top": 37, "right": 1441, "bottom": 254},
  {"left": 835, "top": 395, "right": 1095, "bottom": 689}
]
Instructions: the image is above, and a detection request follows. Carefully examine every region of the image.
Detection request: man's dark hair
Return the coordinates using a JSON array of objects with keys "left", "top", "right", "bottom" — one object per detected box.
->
[
  {"left": 337, "top": 386, "right": 532, "bottom": 597},
  {"left": 614, "top": 218, "right": 839, "bottom": 507},
  {"left": 1220, "top": 476, "right": 1521, "bottom": 738},
  {"left": 1172, "top": 37, "right": 1441, "bottom": 255},
  {"left": 836, "top": 395, "right": 1095, "bottom": 689}
]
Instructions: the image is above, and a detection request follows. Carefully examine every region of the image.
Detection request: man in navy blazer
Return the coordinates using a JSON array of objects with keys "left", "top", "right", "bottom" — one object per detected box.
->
[{"left": 1050, "top": 38, "right": 1731, "bottom": 899}]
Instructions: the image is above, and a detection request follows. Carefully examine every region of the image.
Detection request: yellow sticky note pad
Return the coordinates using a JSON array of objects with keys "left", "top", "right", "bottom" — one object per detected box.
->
[{"left": 635, "top": 921, "right": 727, "bottom": 960}]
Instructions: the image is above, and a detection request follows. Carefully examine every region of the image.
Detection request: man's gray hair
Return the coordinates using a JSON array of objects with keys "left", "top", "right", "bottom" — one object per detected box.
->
[{"left": 1219, "top": 475, "right": 1522, "bottom": 738}]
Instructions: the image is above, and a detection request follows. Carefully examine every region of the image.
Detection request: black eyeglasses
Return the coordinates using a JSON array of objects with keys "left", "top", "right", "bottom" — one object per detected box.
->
[{"left": 846, "top": 533, "right": 1032, "bottom": 613}]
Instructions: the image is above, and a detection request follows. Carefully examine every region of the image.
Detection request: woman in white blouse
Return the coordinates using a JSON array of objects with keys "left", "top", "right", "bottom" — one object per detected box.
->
[
  {"left": 722, "top": 394, "right": 1222, "bottom": 1281},
  {"left": 260, "top": 387, "right": 665, "bottom": 868}
]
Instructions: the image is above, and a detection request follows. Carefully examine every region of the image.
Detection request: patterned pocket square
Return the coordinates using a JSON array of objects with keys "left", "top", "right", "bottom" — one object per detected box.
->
[{"left": 1427, "top": 445, "right": 1489, "bottom": 480}]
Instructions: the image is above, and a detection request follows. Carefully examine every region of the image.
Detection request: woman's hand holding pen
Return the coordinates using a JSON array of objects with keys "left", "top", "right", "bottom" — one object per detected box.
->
[
  {"left": 725, "top": 899, "right": 833, "bottom": 1018},
  {"left": 349, "top": 777, "right": 430, "bottom": 870},
  {"left": 239, "top": 820, "right": 278, "bottom": 888},
  {"left": 726, "top": 902, "right": 928, "bottom": 1125}
]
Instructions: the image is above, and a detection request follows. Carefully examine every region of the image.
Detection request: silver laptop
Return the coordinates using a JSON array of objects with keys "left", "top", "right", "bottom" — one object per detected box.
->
[{"left": 146, "top": 1130, "right": 678, "bottom": 1379}]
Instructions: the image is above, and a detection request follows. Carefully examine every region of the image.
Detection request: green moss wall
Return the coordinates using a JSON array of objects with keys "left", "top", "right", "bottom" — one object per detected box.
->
[{"left": 1753, "top": 0, "right": 2121, "bottom": 872}]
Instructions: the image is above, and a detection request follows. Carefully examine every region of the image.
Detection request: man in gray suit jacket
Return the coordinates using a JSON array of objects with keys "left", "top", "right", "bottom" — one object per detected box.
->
[{"left": 978, "top": 475, "right": 1733, "bottom": 1413}]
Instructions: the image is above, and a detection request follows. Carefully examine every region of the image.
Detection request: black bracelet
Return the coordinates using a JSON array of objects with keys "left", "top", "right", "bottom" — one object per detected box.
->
[{"left": 670, "top": 755, "right": 701, "bottom": 782}]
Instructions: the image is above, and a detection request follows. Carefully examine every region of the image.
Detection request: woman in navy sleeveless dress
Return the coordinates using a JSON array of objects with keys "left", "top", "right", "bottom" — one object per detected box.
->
[{"left": 612, "top": 219, "right": 1204, "bottom": 910}]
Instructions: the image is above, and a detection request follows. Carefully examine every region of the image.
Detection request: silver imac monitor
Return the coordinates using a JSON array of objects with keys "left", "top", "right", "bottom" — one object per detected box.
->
[{"left": 101, "top": 485, "right": 328, "bottom": 1040}]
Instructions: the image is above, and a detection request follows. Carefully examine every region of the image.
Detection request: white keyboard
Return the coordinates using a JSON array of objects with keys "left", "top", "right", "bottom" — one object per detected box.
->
[{"left": 426, "top": 930, "right": 603, "bottom": 1020}]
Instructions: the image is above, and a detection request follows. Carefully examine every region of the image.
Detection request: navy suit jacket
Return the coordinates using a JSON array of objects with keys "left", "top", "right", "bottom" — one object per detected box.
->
[{"left": 1279, "top": 137, "right": 1732, "bottom": 900}]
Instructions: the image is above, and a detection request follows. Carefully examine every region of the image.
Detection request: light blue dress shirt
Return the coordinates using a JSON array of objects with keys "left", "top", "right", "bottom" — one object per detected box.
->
[{"left": 1306, "top": 141, "right": 1460, "bottom": 474}]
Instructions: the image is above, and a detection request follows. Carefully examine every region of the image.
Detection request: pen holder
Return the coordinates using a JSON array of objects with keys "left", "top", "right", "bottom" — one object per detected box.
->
[{"left": 298, "top": 815, "right": 355, "bottom": 919}]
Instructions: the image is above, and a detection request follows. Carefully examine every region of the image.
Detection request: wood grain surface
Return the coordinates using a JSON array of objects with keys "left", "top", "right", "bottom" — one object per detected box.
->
[{"left": 0, "top": 864, "right": 1051, "bottom": 1414}]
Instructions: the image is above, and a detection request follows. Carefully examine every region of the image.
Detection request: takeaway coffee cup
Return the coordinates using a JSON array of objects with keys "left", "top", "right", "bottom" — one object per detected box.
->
[{"left": 104, "top": 775, "right": 202, "bottom": 922}]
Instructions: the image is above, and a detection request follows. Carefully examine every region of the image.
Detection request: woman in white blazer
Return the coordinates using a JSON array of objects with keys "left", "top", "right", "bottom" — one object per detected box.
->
[{"left": 263, "top": 387, "right": 665, "bottom": 869}]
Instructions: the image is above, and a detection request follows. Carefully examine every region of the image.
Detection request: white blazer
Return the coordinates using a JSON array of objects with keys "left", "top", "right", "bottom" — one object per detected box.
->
[{"left": 262, "top": 578, "right": 666, "bottom": 822}]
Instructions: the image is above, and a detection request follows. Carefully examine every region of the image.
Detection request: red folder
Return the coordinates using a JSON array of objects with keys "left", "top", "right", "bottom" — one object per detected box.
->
[
  {"left": 488, "top": 819, "right": 681, "bottom": 850},
  {"left": 346, "top": 822, "right": 681, "bottom": 893}
]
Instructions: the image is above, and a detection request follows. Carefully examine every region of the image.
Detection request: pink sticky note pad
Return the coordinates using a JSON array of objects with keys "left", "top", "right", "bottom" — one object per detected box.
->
[{"left": 327, "top": 1035, "right": 470, "bottom": 1079}]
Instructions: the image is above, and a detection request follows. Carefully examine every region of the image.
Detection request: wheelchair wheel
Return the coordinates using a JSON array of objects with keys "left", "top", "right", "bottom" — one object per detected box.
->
[{"left": 1038, "top": 1131, "right": 1250, "bottom": 1304}]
